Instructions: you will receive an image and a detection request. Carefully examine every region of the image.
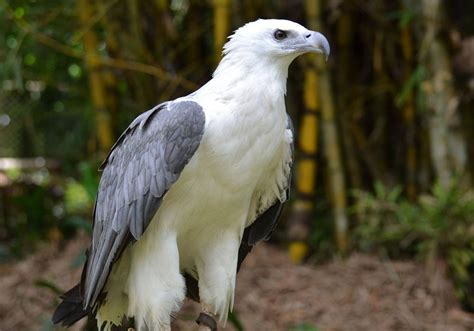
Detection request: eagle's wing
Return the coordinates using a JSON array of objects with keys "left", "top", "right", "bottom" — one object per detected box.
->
[
  {"left": 237, "top": 114, "right": 294, "bottom": 270},
  {"left": 83, "top": 100, "right": 205, "bottom": 307}
]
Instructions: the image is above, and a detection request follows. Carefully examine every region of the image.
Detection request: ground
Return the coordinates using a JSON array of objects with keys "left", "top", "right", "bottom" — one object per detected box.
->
[{"left": 1, "top": 233, "right": 474, "bottom": 331}]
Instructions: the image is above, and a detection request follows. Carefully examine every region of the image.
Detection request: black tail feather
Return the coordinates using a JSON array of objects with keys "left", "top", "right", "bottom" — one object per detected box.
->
[{"left": 52, "top": 284, "right": 90, "bottom": 326}]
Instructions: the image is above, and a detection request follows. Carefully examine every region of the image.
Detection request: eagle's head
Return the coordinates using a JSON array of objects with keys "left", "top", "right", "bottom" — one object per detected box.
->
[
  {"left": 211, "top": 19, "right": 330, "bottom": 94},
  {"left": 222, "top": 19, "right": 330, "bottom": 63}
]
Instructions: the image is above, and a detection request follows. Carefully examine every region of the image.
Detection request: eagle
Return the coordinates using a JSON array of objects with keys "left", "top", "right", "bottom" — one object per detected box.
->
[{"left": 53, "top": 19, "right": 329, "bottom": 331}]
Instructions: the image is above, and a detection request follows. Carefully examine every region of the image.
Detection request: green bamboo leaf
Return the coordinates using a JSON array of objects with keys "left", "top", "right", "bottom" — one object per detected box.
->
[
  {"left": 34, "top": 279, "right": 64, "bottom": 295},
  {"left": 289, "top": 324, "right": 321, "bottom": 331},
  {"left": 228, "top": 310, "right": 245, "bottom": 331},
  {"left": 396, "top": 65, "right": 426, "bottom": 107}
]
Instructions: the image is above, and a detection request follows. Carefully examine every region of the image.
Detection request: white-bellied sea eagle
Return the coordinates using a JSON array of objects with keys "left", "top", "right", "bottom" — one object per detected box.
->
[{"left": 53, "top": 19, "right": 330, "bottom": 331}]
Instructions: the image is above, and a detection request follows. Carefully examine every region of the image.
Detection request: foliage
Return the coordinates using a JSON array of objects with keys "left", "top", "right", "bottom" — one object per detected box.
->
[
  {"left": 0, "top": 0, "right": 94, "bottom": 160},
  {"left": 228, "top": 310, "right": 245, "bottom": 331},
  {"left": 307, "top": 197, "right": 338, "bottom": 261},
  {"left": 0, "top": 169, "right": 61, "bottom": 260},
  {"left": 289, "top": 323, "right": 321, "bottom": 331},
  {"left": 353, "top": 181, "right": 474, "bottom": 308},
  {"left": 64, "top": 162, "right": 98, "bottom": 214},
  {"left": 0, "top": 163, "right": 97, "bottom": 260}
]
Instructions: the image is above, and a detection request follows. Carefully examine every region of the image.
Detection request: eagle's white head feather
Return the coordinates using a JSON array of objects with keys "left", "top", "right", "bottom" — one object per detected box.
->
[{"left": 213, "top": 19, "right": 330, "bottom": 80}]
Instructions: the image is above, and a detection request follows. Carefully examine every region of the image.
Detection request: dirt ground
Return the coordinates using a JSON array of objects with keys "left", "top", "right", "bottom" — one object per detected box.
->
[{"left": 1, "top": 233, "right": 474, "bottom": 331}]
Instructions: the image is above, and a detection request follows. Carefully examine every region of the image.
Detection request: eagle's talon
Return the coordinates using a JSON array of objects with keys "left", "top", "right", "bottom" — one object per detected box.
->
[{"left": 196, "top": 312, "right": 217, "bottom": 331}]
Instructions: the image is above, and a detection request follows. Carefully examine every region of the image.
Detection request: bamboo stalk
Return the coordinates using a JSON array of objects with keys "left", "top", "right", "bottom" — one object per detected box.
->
[
  {"left": 313, "top": 0, "right": 349, "bottom": 254},
  {"left": 128, "top": 0, "right": 145, "bottom": 56},
  {"left": 243, "top": 0, "right": 258, "bottom": 20},
  {"left": 102, "top": 5, "right": 120, "bottom": 137},
  {"left": 287, "top": 65, "right": 319, "bottom": 263},
  {"left": 351, "top": 122, "right": 394, "bottom": 187},
  {"left": 78, "top": 0, "right": 114, "bottom": 154},
  {"left": 371, "top": 30, "right": 394, "bottom": 187},
  {"left": 127, "top": 0, "right": 155, "bottom": 108},
  {"left": 71, "top": 0, "right": 121, "bottom": 44},
  {"left": 287, "top": 0, "right": 321, "bottom": 264},
  {"left": 336, "top": 2, "right": 362, "bottom": 191},
  {"left": 213, "top": 0, "right": 231, "bottom": 64}
]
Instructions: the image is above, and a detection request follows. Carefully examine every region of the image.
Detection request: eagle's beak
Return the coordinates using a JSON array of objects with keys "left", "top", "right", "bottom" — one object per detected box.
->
[{"left": 306, "top": 31, "right": 330, "bottom": 60}]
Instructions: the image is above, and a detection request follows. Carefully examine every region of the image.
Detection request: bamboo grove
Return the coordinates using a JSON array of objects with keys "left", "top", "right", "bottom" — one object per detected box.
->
[{"left": 1, "top": 0, "right": 474, "bottom": 309}]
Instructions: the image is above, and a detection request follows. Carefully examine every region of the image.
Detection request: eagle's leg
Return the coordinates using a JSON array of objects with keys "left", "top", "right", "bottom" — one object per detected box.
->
[
  {"left": 128, "top": 230, "right": 185, "bottom": 331},
  {"left": 194, "top": 228, "right": 240, "bottom": 327},
  {"left": 196, "top": 312, "right": 217, "bottom": 331}
]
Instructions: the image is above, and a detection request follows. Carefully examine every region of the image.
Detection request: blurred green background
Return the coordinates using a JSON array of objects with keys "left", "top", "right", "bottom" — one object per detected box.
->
[{"left": 1, "top": 0, "right": 474, "bottom": 330}]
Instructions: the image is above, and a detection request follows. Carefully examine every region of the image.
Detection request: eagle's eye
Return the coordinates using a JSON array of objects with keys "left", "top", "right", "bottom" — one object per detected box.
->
[{"left": 273, "top": 29, "right": 288, "bottom": 41}]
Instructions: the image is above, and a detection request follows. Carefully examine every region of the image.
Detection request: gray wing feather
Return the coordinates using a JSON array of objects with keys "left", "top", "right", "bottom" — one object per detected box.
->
[{"left": 83, "top": 100, "right": 205, "bottom": 308}]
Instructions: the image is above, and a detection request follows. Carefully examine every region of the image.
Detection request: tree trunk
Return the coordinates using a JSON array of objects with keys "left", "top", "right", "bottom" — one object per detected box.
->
[
  {"left": 400, "top": 18, "right": 417, "bottom": 199},
  {"left": 421, "top": 0, "right": 467, "bottom": 188}
]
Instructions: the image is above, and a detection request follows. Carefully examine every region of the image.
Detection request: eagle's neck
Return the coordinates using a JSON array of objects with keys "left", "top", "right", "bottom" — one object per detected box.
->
[{"left": 205, "top": 52, "right": 294, "bottom": 99}]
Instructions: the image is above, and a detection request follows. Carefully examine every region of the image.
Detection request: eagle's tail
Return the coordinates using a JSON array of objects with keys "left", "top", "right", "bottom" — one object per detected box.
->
[{"left": 52, "top": 284, "right": 90, "bottom": 326}]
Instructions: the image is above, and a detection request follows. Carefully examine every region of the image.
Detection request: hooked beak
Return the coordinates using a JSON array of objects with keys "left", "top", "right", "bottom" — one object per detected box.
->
[{"left": 304, "top": 31, "right": 330, "bottom": 60}]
